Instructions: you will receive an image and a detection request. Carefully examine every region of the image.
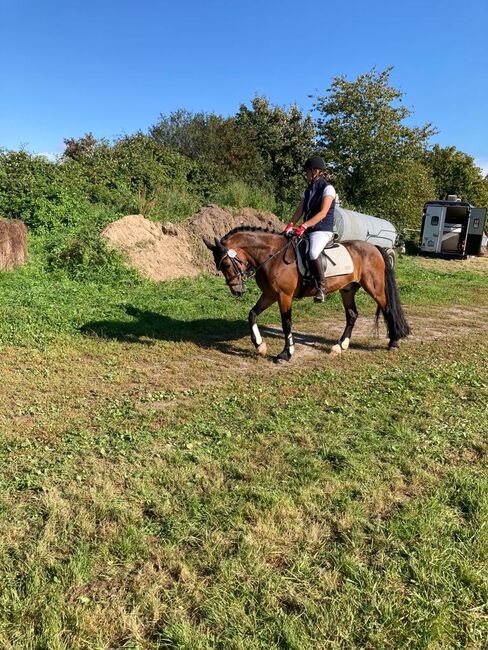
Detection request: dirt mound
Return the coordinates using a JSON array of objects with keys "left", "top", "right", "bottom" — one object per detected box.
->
[
  {"left": 102, "top": 206, "right": 284, "bottom": 281},
  {"left": 102, "top": 215, "right": 199, "bottom": 281},
  {"left": 188, "top": 204, "right": 283, "bottom": 242}
]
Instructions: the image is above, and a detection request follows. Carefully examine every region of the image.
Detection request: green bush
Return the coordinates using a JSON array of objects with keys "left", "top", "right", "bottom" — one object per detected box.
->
[
  {"left": 212, "top": 179, "right": 277, "bottom": 213},
  {"left": 147, "top": 186, "right": 204, "bottom": 222},
  {"left": 42, "top": 226, "right": 136, "bottom": 282},
  {"left": 0, "top": 150, "right": 58, "bottom": 228}
]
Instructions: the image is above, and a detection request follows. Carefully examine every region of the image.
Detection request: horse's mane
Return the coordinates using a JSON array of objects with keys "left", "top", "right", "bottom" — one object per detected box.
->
[{"left": 221, "top": 225, "right": 281, "bottom": 243}]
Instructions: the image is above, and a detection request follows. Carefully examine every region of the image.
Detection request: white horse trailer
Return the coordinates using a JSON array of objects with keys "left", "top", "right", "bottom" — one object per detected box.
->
[{"left": 420, "top": 197, "right": 487, "bottom": 258}]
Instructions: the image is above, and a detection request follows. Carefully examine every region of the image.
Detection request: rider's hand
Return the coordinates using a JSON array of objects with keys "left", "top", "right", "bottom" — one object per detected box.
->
[
  {"left": 283, "top": 222, "right": 294, "bottom": 235},
  {"left": 294, "top": 225, "right": 307, "bottom": 237}
]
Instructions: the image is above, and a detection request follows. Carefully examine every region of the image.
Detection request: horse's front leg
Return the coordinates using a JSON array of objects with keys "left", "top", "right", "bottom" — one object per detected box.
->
[
  {"left": 249, "top": 293, "right": 275, "bottom": 357},
  {"left": 275, "top": 294, "right": 294, "bottom": 363}
]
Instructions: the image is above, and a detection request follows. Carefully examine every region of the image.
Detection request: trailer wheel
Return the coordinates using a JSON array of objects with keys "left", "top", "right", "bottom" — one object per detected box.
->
[{"left": 386, "top": 248, "right": 397, "bottom": 270}]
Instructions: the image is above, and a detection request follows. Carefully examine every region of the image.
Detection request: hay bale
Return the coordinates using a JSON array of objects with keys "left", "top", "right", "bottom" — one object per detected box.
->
[{"left": 0, "top": 220, "right": 28, "bottom": 270}]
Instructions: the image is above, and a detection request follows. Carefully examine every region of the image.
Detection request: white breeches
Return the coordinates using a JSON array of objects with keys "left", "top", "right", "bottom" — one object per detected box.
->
[{"left": 308, "top": 231, "right": 334, "bottom": 260}]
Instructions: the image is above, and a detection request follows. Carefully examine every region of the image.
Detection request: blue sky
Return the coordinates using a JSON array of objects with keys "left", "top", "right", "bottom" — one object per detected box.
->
[{"left": 1, "top": 0, "right": 487, "bottom": 173}]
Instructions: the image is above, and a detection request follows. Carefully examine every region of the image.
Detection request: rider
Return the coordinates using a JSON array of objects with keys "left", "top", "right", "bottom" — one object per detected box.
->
[{"left": 283, "top": 156, "right": 336, "bottom": 302}]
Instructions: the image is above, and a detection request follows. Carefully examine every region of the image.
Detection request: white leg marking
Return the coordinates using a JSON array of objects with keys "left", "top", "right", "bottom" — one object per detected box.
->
[
  {"left": 252, "top": 323, "right": 263, "bottom": 346},
  {"left": 287, "top": 334, "right": 294, "bottom": 356},
  {"left": 340, "top": 338, "right": 350, "bottom": 351},
  {"left": 330, "top": 343, "right": 342, "bottom": 354}
]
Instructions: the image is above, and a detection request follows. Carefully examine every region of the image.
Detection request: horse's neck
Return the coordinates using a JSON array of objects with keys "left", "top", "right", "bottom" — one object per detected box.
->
[{"left": 229, "top": 233, "right": 280, "bottom": 265}]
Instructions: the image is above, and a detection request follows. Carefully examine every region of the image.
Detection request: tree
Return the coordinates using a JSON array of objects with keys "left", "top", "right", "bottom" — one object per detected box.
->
[
  {"left": 150, "top": 99, "right": 316, "bottom": 213},
  {"left": 63, "top": 132, "right": 98, "bottom": 161},
  {"left": 236, "top": 97, "right": 316, "bottom": 207},
  {"left": 313, "top": 67, "right": 437, "bottom": 228},
  {"left": 149, "top": 110, "right": 263, "bottom": 185},
  {"left": 425, "top": 144, "right": 488, "bottom": 207}
]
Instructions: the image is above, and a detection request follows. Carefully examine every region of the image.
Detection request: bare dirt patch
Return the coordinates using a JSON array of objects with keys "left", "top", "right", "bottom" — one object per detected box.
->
[{"left": 102, "top": 206, "right": 284, "bottom": 281}]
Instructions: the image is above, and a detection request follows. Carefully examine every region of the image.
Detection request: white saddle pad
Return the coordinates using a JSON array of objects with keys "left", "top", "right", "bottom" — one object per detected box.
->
[{"left": 297, "top": 242, "right": 354, "bottom": 277}]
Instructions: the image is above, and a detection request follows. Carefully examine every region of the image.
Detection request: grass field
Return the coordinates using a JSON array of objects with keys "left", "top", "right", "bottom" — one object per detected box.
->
[{"left": 0, "top": 250, "right": 487, "bottom": 649}]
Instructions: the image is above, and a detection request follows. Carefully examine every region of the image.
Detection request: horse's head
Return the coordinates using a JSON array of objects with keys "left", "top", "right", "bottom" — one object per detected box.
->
[{"left": 204, "top": 237, "right": 248, "bottom": 296}]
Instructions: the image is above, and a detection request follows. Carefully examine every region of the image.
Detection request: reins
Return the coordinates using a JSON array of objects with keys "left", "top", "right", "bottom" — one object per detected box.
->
[{"left": 218, "top": 236, "right": 295, "bottom": 284}]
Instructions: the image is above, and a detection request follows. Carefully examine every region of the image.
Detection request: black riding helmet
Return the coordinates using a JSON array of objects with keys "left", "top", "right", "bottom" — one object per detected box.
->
[{"left": 304, "top": 155, "right": 326, "bottom": 171}]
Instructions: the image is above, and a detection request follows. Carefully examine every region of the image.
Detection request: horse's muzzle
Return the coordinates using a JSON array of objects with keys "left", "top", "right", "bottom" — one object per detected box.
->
[{"left": 229, "top": 283, "right": 246, "bottom": 297}]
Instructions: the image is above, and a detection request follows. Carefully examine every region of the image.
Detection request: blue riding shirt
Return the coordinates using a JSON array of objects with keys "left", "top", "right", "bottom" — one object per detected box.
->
[{"left": 303, "top": 177, "right": 335, "bottom": 232}]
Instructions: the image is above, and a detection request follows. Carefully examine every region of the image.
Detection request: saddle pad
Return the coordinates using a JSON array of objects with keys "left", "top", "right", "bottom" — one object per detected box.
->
[
  {"left": 323, "top": 243, "right": 354, "bottom": 276},
  {"left": 296, "top": 243, "right": 354, "bottom": 277}
]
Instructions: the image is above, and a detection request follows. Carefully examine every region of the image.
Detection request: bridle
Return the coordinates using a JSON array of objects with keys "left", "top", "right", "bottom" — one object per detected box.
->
[
  {"left": 217, "top": 238, "right": 294, "bottom": 289},
  {"left": 217, "top": 249, "right": 253, "bottom": 286}
]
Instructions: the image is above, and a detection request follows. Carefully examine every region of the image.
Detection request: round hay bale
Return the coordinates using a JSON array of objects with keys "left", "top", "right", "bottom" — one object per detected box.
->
[{"left": 0, "top": 219, "right": 28, "bottom": 271}]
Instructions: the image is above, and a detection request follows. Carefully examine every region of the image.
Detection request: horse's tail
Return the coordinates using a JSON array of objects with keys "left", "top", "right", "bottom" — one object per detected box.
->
[{"left": 375, "top": 247, "right": 411, "bottom": 340}]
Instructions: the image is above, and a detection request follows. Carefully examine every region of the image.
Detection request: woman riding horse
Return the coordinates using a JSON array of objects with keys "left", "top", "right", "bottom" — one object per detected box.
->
[
  {"left": 283, "top": 155, "right": 337, "bottom": 302},
  {"left": 204, "top": 227, "right": 411, "bottom": 363}
]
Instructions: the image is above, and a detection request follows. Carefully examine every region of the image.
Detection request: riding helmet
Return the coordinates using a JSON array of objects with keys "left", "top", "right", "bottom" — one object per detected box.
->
[{"left": 304, "top": 155, "right": 326, "bottom": 171}]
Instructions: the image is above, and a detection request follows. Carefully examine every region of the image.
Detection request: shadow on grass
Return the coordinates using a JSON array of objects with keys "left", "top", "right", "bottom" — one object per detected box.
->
[
  {"left": 81, "top": 305, "right": 384, "bottom": 355},
  {"left": 80, "top": 305, "right": 249, "bottom": 351},
  {"left": 261, "top": 326, "right": 385, "bottom": 352}
]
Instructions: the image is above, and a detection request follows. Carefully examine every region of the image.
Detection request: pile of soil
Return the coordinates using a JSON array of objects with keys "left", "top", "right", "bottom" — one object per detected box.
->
[{"left": 102, "top": 205, "right": 284, "bottom": 281}]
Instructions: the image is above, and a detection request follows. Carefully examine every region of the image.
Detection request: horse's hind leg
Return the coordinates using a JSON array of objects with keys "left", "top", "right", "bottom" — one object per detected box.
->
[
  {"left": 249, "top": 293, "right": 275, "bottom": 356},
  {"left": 331, "top": 284, "right": 360, "bottom": 354}
]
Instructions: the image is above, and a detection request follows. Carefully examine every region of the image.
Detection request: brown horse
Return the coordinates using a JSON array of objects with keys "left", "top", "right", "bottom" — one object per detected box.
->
[{"left": 204, "top": 227, "right": 410, "bottom": 363}]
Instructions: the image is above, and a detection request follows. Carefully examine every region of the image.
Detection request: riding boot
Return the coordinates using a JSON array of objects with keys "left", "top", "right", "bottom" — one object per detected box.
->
[{"left": 309, "top": 258, "right": 326, "bottom": 302}]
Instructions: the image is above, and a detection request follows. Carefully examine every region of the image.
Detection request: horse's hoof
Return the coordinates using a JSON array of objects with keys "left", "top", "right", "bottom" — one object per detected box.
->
[
  {"left": 388, "top": 344, "right": 399, "bottom": 353},
  {"left": 330, "top": 344, "right": 342, "bottom": 355},
  {"left": 274, "top": 351, "right": 292, "bottom": 364},
  {"left": 257, "top": 342, "right": 267, "bottom": 357}
]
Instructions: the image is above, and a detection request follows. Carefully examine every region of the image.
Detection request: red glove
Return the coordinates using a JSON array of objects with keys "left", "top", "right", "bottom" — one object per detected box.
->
[
  {"left": 294, "top": 225, "right": 307, "bottom": 237},
  {"left": 283, "top": 222, "right": 294, "bottom": 234}
]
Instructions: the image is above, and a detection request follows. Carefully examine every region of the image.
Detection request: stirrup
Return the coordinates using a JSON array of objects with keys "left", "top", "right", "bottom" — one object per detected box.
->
[{"left": 314, "top": 288, "right": 326, "bottom": 303}]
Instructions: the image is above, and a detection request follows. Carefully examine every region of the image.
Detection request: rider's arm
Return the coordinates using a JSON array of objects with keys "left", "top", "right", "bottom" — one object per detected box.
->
[{"left": 283, "top": 199, "right": 305, "bottom": 233}]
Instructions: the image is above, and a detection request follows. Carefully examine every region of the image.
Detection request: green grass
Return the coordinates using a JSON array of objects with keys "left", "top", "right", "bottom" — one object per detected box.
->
[
  {"left": 1, "top": 249, "right": 487, "bottom": 349},
  {"left": 0, "top": 250, "right": 487, "bottom": 648}
]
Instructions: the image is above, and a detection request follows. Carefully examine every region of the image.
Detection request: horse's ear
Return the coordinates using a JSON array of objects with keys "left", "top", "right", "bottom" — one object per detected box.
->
[
  {"left": 203, "top": 238, "right": 214, "bottom": 251},
  {"left": 214, "top": 238, "right": 227, "bottom": 254}
]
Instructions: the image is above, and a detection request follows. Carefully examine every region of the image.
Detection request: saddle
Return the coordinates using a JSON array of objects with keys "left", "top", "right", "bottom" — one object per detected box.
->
[{"left": 295, "top": 237, "right": 354, "bottom": 285}]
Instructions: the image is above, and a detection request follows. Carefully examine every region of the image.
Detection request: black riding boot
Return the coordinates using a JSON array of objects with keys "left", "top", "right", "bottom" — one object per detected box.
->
[{"left": 309, "top": 258, "right": 326, "bottom": 302}]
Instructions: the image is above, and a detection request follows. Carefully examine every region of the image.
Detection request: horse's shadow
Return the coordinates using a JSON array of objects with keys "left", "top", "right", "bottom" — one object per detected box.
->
[
  {"left": 259, "top": 326, "right": 384, "bottom": 352},
  {"left": 80, "top": 305, "right": 380, "bottom": 356},
  {"left": 80, "top": 305, "right": 252, "bottom": 356}
]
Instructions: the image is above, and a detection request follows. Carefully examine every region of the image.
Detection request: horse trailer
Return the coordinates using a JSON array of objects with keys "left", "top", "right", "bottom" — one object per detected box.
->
[{"left": 420, "top": 197, "right": 487, "bottom": 258}]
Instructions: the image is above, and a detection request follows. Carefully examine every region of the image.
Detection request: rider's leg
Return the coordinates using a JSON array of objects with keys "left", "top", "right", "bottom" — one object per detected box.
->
[
  {"left": 309, "top": 258, "right": 326, "bottom": 302},
  {"left": 308, "top": 231, "right": 334, "bottom": 302}
]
